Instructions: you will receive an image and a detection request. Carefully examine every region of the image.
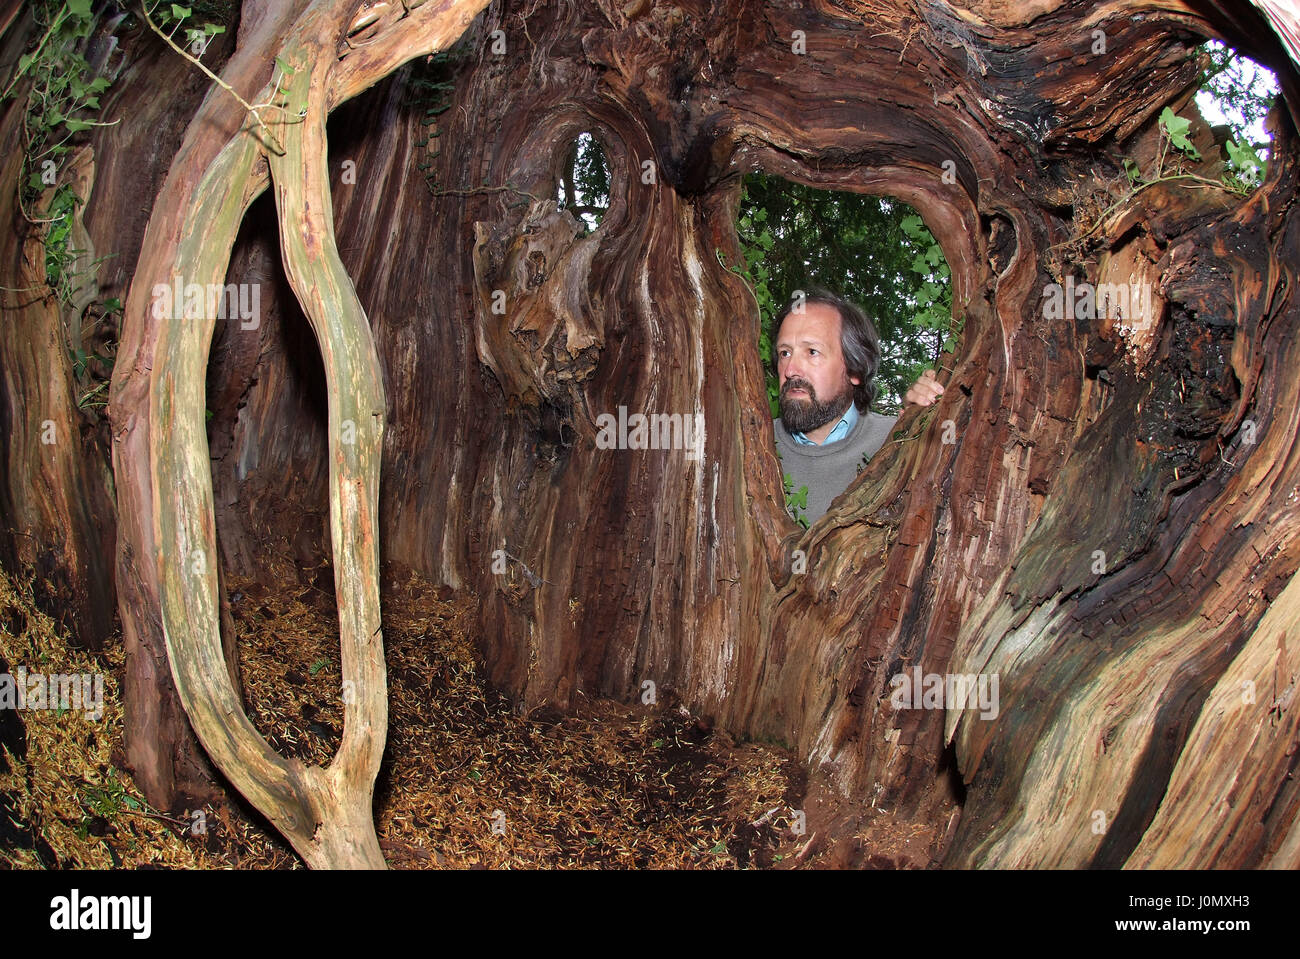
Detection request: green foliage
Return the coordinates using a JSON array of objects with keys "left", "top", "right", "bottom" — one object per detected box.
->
[
  {"left": 1158, "top": 106, "right": 1200, "bottom": 160},
  {"left": 1223, "top": 137, "right": 1265, "bottom": 192},
  {"left": 557, "top": 132, "right": 610, "bottom": 233},
  {"left": 899, "top": 213, "right": 961, "bottom": 373},
  {"left": 2, "top": 1, "right": 116, "bottom": 305},
  {"left": 734, "top": 174, "right": 957, "bottom": 414},
  {"left": 730, "top": 200, "right": 780, "bottom": 415},
  {"left": 783, "top": 473, "right": 809, "bottom": 529},
  {"left": 75, "top": 766, "right": 143, "bottom": 840},
  {"left": 1195, "top": 38, "right": 1278, "bottom": 148},
  {"left": 408, "top": 37, "right": 473, "bottom": 193},
  {"left": 1121, "top": 105, "right": 1268, "bottom": 200}
]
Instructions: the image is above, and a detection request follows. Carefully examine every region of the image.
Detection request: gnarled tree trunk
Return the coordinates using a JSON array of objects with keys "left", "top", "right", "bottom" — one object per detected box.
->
[{"left": 4, "top": 0, "right": 1299, "bottom": 868}]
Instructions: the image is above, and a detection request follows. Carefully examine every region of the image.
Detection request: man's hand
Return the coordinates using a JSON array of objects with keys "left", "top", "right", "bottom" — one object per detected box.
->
[{"left": 904, "top": 369, "right": 944, "bottom": 407}]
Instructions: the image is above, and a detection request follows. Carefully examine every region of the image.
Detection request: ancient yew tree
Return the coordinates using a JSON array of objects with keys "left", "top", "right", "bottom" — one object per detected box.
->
[{"left": 2, "top": 0, "right": 1299, "bottom": 868}]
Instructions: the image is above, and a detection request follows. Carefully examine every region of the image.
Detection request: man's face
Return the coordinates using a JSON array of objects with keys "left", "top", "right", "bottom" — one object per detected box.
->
[{"left": 775, "top": 301, "right": 860, "bottom": 435}]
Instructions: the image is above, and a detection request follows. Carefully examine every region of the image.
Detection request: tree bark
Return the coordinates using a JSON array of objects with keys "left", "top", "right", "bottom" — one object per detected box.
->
[{"left": 4, "top": 0, "right": 1299, "bottom": 868}]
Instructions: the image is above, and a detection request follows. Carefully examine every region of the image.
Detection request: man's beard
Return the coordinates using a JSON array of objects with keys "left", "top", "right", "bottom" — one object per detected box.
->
[{"left": 779, "top": 377, "right": 855, "bottom": 435}]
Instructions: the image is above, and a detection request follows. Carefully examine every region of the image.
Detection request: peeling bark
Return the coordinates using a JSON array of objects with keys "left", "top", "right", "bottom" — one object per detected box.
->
[{"left": 4, "top": 0, "right": 1299, "bottom": 869}]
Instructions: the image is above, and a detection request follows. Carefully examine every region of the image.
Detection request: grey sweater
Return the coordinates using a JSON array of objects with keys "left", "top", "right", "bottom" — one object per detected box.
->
[{"left": 773, "top": 409, "right": 898, "bottom": 523}]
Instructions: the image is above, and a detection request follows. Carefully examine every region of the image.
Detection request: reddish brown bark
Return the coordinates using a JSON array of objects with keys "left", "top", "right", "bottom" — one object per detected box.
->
[{"left": 3, "top": 0, "right": 1299, "bottom": 867}]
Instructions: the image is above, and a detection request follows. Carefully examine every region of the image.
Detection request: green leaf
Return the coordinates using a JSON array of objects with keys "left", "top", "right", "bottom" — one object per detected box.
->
[
  {"left": 63, "top": 118, "right": 93, "bottom": 133},
  {"left": 1226, "top": 139, "right": 1262, "bottom": 179},
  {"left": 274, "top": 55, "right": 295, "bottom": 76},
  {"left": 171, "top": 4, "right": 192, "bottom": 20},
  {"left": 67, "top": 0, "right": 93, "bottom": 18},
  {"left": 1159, "top": 107, "right": 1189, "bottom": 139},
  {"left": 1159, "top": 107, "right": 1200, "bottom": 159}
]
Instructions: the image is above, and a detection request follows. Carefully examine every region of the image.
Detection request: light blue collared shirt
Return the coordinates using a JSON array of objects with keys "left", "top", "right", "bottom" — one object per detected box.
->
[{"left": 791, "top": 401, "right": 859, "bottom": 446}]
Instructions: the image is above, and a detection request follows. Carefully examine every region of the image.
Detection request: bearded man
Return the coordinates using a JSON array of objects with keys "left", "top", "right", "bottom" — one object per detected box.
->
[{"left": 773, "top": 290, "right": 943, "bottom": 523}]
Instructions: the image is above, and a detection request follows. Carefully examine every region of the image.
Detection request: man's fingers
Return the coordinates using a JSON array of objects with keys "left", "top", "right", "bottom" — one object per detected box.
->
[{"left": 904, "top": 372, "right": 945, "bottom": 406}]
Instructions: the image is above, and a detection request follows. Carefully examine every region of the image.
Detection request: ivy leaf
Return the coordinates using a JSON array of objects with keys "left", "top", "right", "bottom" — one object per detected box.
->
[
  {"left": 1226, "top": 139, "right": 1262, "bottom": 178},
  {"left": 171, "top": 4, "right": 192, "bottom": 20},
  {"left": 1159, "top": 107, "right": 1200, "bottom": 159},
  {"left": 67, "top": 0, "right": 92, "bottom": 18}
]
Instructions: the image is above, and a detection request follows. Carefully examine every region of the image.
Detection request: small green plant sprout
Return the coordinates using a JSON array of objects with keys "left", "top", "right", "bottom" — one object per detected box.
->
[
  {"left": 1158, "top": 106, "right": 1201, "bottom": 161},
  {"left": 1223, "top": 138, "right": 1266, "bottom": 192},
  {"left": 783, "top": 473, "right": 809, "bottom": 529},
  {"left": 143, "top": 1, "right": 297, "bottom": 156}
]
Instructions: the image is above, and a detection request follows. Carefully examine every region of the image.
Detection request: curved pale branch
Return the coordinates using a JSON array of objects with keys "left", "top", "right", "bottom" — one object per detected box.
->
[{"left": 116, "top": 0, "right": 490, "bottom": 868}]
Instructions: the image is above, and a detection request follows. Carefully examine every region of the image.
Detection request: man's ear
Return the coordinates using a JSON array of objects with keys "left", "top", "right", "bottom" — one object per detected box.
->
[{"left": 850, "top": 375, "right": 862, "bottom": 386}]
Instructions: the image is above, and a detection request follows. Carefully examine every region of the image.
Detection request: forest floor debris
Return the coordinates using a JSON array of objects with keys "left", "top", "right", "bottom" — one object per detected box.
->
[{"left": 1, "top": 557, "right": 945, "bottom": 869}]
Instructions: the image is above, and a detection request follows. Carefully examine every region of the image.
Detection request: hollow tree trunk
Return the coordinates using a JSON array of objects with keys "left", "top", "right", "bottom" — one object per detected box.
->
[
  {"left": 6, "top": 0, "right": 1299, "bottom": 869},
  {"left": 326, "top": 0, "right": 1296, "bottom": 867}
]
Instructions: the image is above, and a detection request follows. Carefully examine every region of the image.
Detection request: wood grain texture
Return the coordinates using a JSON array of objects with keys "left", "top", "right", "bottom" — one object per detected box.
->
[{"left": 4, "top": 0, "right": 1297, "bottom": 868}]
